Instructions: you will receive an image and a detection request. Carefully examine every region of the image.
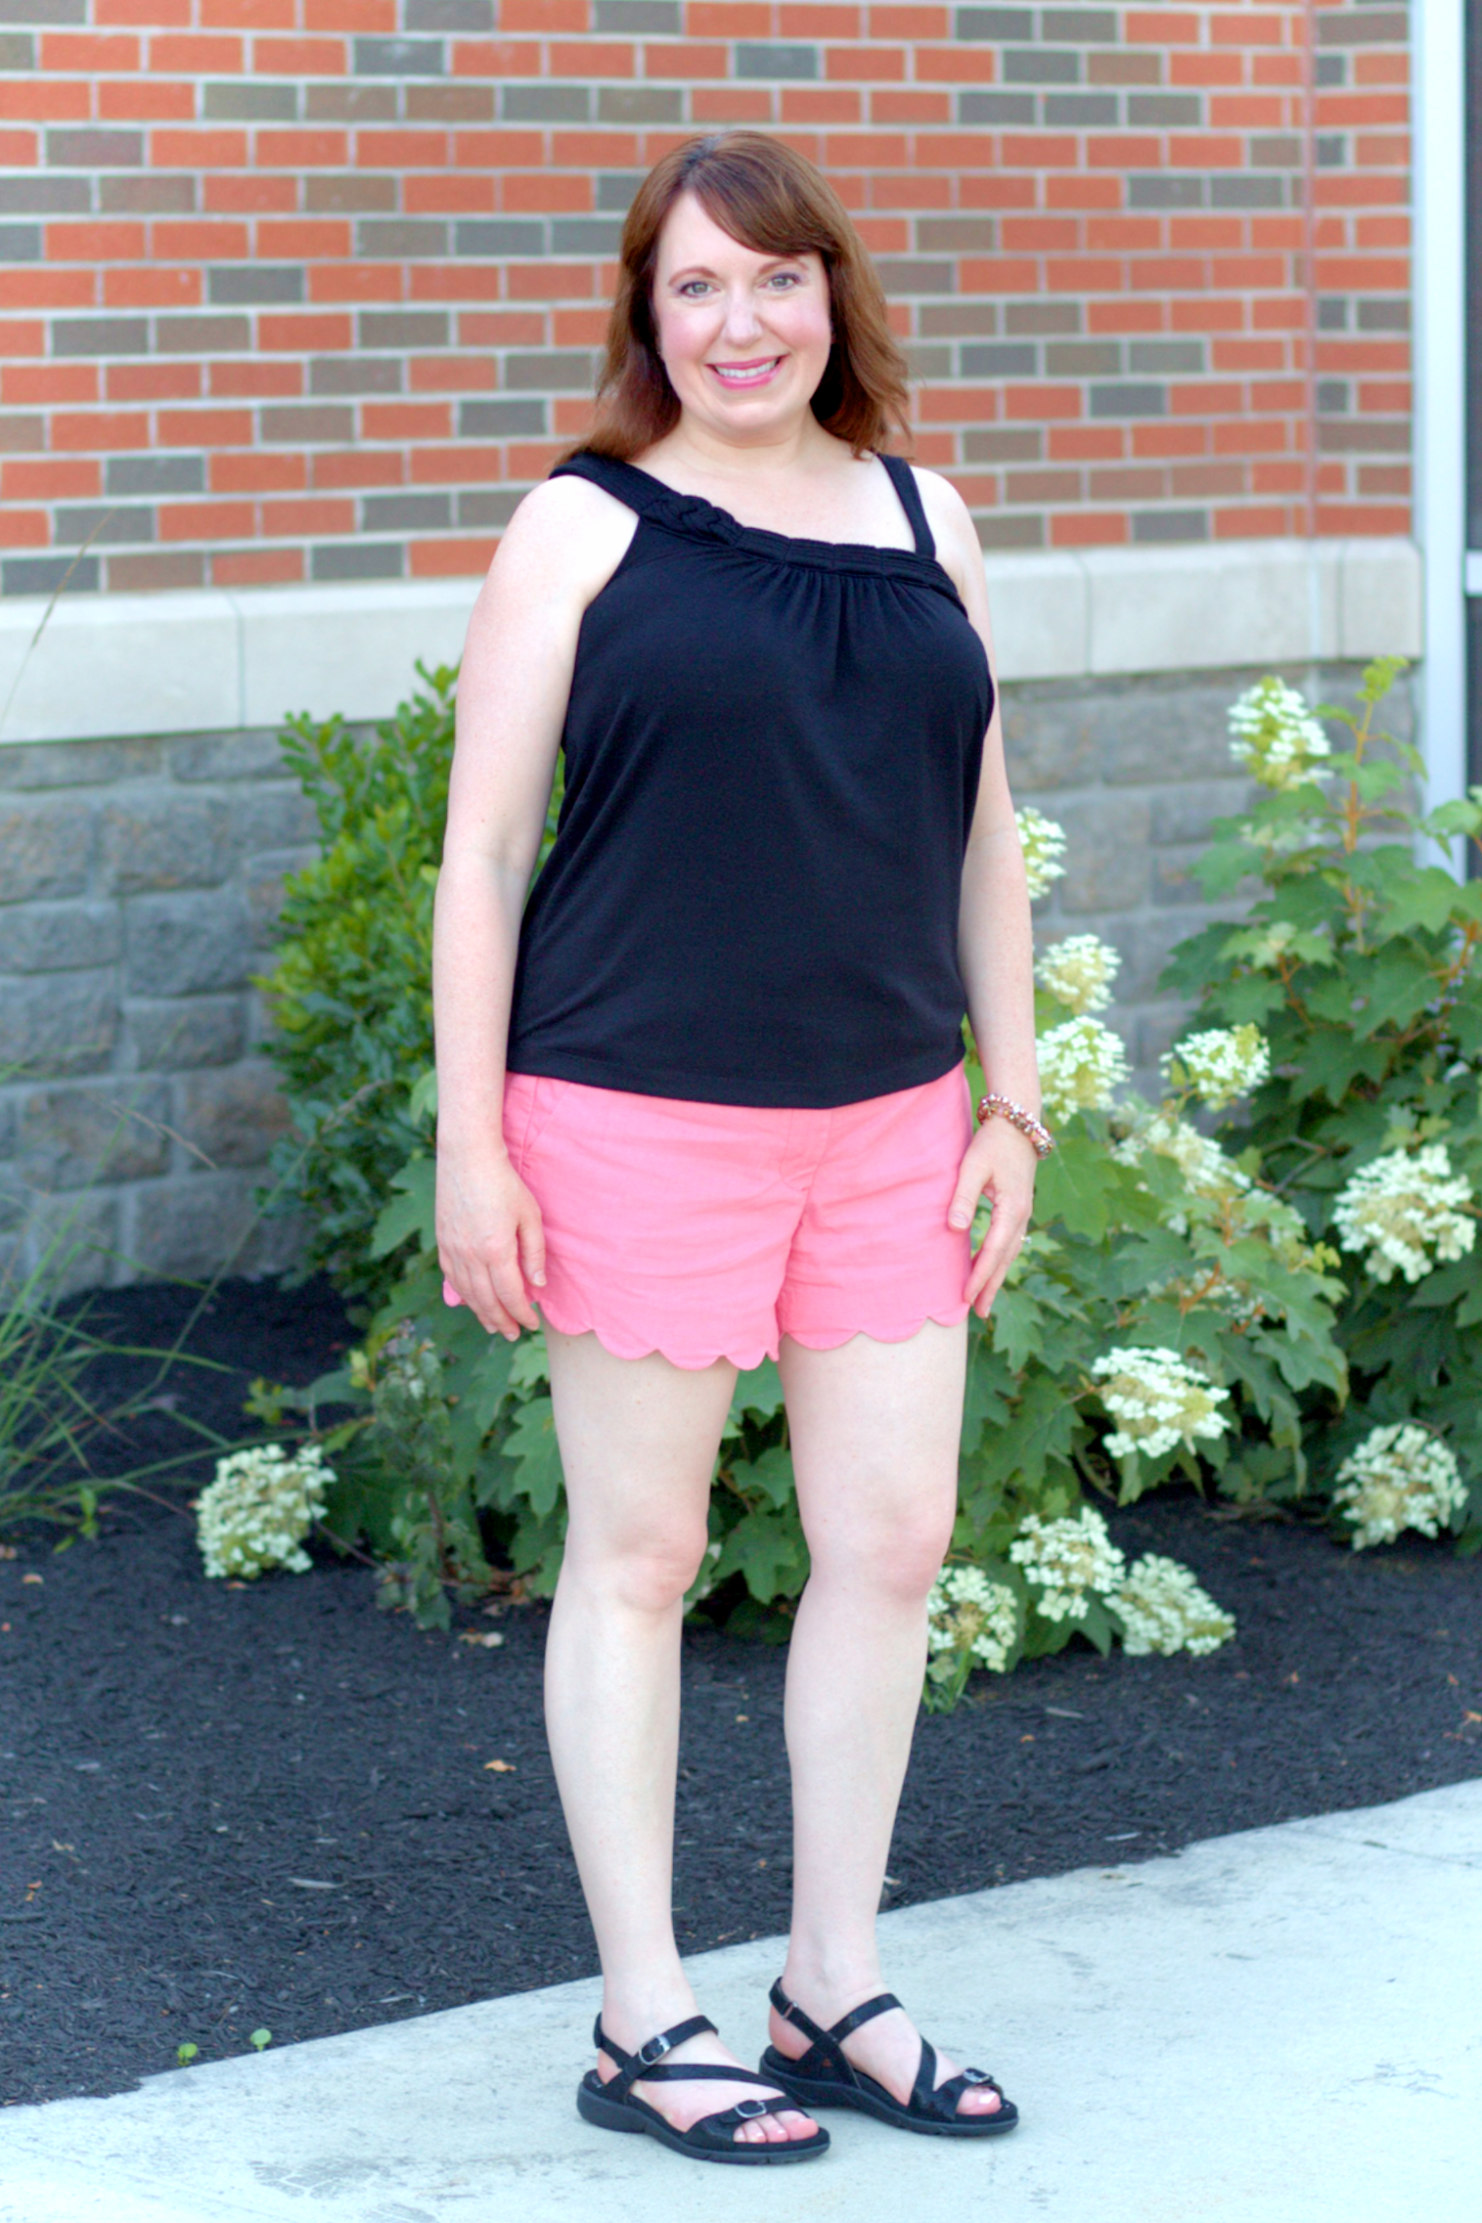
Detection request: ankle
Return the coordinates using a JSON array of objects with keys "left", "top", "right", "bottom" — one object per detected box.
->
[
  {"left": 599, "top": 1973, "right": 699, "bottom": 2049},
  {"left": 778, "top": 1951, "right": 885, "bottom": 2022}
]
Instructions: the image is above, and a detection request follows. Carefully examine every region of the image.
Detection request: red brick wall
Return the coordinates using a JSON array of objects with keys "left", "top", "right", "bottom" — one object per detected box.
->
[{"left": 0, "top": 0, "right": 1411, "bottom": 596}]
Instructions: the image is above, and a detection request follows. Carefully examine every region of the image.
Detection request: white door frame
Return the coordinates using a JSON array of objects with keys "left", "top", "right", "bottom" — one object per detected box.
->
[{"left": 1414, "top": 0, "right": 1468, "bottom": 836}]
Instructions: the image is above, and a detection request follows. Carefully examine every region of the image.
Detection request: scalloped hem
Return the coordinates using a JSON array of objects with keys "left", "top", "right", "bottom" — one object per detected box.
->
[
  {"left": 780, "top": 1301, "right": 973, "bottom": 1353},
  {"left": 535, "top": 1292, "right": 777, "bottom": 1372},
  {"left": 535, "top": 1293, "right": 972, "bottom": 1371}
]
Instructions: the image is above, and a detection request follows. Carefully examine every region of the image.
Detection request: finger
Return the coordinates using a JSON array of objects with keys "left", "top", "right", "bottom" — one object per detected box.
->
[
  {"left": 947, "top": 1160, "right": 988, "bottom": 1232},
  {"left": 490, "top": 1253, "right": 541, "bottom": 1335},
  {"left": 447, "top": 1254, "right": 521, "bottom": 1341},
  {"left": 967, "top": 1218, "right": 1027, "bottom": 1309},
  {"left": 442, "top": 1276, "right": 464, "bottom": 1309},
  {"left": 517, "top": 1200, "right": 547, "bottom": 1291}
]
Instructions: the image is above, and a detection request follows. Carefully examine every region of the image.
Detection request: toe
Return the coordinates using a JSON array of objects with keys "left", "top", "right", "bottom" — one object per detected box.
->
[{"left": 959, "top": 2084, "right": 1002, "bottom": 2115}]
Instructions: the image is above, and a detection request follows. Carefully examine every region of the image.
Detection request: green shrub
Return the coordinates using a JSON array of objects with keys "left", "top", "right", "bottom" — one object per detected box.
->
[
  {"left": 1159, "top": 655, "right": 1482, "bottom": 1546},
  {"left": 255, "top": 668, "right": 456, "bottom": 1309},
  {"left": 256, "top": 665, "right": 563, "bottom": 1311},
  {"left": 262, "top": 654, "right": 1479, "bottom": 1706},
  {"left": 303, "top": 809, "right": 1346, "bottom": 1687}
]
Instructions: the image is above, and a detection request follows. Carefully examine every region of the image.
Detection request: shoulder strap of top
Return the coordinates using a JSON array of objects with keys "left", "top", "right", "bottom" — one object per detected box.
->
[
  {"left": 548, "top": 450, "right": 670, "bottom": 518},
  {"left": 878, "top": 453, "right": 935, "bottom": 560}
]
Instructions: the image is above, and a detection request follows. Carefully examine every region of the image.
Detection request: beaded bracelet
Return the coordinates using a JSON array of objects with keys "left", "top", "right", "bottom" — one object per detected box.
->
[{"left": 976, "top": 1090, "right": 1056, "bottom": 1160}]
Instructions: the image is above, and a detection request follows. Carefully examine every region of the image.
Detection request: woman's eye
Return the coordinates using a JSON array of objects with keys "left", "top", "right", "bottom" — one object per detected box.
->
[
  {"left": 767, "top": 272, "right": 802, "bottom": 289},
  {"left": 677, "top": 280, "right": 713, "bottom": 298}
]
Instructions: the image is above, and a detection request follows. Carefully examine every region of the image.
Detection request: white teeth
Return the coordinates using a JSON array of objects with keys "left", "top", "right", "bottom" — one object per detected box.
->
[{"left": 710, "top": 359, "right": 779, "bottom": 386}]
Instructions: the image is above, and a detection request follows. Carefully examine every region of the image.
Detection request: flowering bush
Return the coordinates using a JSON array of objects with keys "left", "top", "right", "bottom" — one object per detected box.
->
[
  {"left": 195, "top": 1444, "right": 332, "bottom": 1580},
  {"left": 1037, "top": 1016, "right": 1130, "bottom": 1120},
  {"left": 1034, "top": 933, "right": 1120, "bottom": 1014},
  {"left": 1332, "top": 1145, "right": 1475, "bottom": 1286},
  {"left": 1160, "top": 654, "right": 1482, "bottom": 1540},
  {"left": 1112, "top": 1555, "right": 1235, "bottom": 1657},
  {"left": 266, "top": 665, "right": 1482, "bottom": 1698},
  {"left": 923, "top": 1510, "right": 1236, "bottom": 1708},
  {"left": 1332, "top": 1424, "right": 1468, "bottom": 1550},
  {"left": 1090, "top": 1348, "right": 1232, "bottom": 1462},
  {"left": 1016, "top": 805, "right": 1068, "bottom": 900}
]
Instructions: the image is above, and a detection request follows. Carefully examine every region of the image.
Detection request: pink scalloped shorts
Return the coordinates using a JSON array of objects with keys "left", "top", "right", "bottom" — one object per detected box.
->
[{"left": 452, "top": 1062, "right": 975, "bottom": 1371}]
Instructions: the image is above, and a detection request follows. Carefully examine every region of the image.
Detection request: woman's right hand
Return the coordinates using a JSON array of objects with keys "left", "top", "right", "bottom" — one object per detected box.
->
[{"left": 436, "top": 1149, "right": 546, "bottom": 1341}]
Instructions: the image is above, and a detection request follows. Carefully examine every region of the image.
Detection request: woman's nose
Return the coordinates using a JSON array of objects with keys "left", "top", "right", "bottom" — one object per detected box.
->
[{"left": 721, "top": 290, "right": 764, "bottom": 343}]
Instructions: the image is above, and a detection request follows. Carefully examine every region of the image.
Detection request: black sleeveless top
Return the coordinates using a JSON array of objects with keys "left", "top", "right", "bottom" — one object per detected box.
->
[{"left": 505, "top": 450, "right": 993, "bottom": 1109}]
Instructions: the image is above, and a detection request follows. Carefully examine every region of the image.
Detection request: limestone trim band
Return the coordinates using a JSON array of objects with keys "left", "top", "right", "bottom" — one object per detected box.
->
[{"left": 0, "top": 537, "right": 1422, "bottom": 750}]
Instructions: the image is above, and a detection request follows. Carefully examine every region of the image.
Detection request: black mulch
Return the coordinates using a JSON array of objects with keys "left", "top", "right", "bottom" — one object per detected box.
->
[{"left": 2, "top": 1275, "right": 1480, "bottom": 2109}]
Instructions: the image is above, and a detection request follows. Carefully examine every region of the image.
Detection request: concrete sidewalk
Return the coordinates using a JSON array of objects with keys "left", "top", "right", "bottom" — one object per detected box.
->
[{"left": 3, "top": 1780, "right": 1478, "bottom": 2223}]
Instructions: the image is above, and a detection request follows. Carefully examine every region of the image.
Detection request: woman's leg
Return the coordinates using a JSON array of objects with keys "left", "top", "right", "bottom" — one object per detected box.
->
[
  {"left": 542, "top": 1322, "right": 816, "bottom": 2145},
  {"left": 769, "top": 1317, "right": 1003, "bottom": 2115}
]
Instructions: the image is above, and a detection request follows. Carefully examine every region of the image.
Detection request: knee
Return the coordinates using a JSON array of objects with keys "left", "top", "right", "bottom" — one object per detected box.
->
[
  {"left": 567, "top": 1521, "right": 710, "bottom": 1615},
  {"left": 812, "top": 1504, "right": 955, "bottom": 1607}
]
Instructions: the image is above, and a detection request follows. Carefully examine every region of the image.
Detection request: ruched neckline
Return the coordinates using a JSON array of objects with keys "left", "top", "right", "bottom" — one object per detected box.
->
[{"left": 551, "top": 452, "right": 962, "bottom": 594}]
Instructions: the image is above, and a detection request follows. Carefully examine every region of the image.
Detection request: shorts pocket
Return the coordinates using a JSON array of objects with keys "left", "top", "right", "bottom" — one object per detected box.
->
[{"left": 516, "top": 1075, "right": 564, "bottom": 1163}]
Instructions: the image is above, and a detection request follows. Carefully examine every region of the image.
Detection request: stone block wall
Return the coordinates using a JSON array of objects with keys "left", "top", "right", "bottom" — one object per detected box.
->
[
  {"left": 0, "top": 652, "right": 1411, "bottom": 1292},
  {"left": 0, "top": 722, "right": 320, "bottom": 1292}
]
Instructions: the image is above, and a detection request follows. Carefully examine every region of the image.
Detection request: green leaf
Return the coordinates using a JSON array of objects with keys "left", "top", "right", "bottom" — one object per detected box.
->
[
  {"left": 729, "top": 1443, "right": 796, "bottom": 1510},
  {"left": 714, "top": 1503, "right": 810, "bottom": 1605},
  {"left": 501, "top": 1396, "right": 563, "bottom": 1516},
  {"left": 369, "top": 1155, "right": 436, "bottom": 1259},
  {"left": 730, "top": 1358, "right": 785, "bottom": 1424},
  {"left": 1034, "top": 1133, "right": 1117, "bottom": 1240}
]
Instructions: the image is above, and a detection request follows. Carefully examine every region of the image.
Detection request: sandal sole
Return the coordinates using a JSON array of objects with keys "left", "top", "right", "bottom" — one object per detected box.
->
[
  {"left": 762, "top": 2059, "right": 1020, "bottom": 2140},
  {"left": 577, "top": 2078, "right": 831, "bottom": 2165}
]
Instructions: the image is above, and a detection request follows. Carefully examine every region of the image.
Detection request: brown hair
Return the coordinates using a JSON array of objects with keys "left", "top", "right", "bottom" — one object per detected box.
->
[{"left": 576, "top": 131, "right": 911, "bottom": 462}]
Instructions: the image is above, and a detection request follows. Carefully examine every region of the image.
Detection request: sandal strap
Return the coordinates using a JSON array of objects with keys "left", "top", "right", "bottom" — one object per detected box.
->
[
  {"left": 591, "top": 2012, "right": 716, "bottom": 2101},
  {"left": 830, "top": 1992, "right": 902, "bottom": 2044},
  {"left": 768, "top": 1981, "right": 903, "bottom": 2085}
]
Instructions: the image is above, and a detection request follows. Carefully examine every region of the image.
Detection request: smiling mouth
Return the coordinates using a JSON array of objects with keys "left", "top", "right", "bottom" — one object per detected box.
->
[{"left": 707, "top": 357, "right": 783, "bottom": 388}]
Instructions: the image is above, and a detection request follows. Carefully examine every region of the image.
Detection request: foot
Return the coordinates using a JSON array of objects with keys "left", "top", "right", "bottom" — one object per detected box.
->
[
  {"left": 598, "top": 2020, "right": 819, "bottom": 2147},
  {"left": 769, "top": 1981, "right": 1004, "bottom": 2121}
]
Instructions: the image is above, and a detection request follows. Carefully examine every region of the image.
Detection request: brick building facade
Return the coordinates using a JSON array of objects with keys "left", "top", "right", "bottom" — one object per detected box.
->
[
  {"left": 0, "top": 0, "right": 1438, "bottom": 1291},
  {"left": 1, "top": 0, "right": 1410, "bottom": 589}
]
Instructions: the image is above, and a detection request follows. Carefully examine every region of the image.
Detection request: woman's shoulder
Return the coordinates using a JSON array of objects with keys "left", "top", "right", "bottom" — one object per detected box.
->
[
  {"left": 491, "top": 465, "right": 640, "bottom": 598},
  {"left": 900, "top": 461, "right": 976, "bottom": 546}
]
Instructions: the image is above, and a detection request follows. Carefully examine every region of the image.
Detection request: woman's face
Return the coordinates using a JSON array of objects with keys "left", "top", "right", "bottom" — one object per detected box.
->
[{"left": 649, "top": 190, "right": 833, "bottom": 444}]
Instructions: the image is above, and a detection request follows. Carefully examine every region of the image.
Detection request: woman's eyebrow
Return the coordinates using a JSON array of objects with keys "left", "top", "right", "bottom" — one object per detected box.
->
[{"left": 664, "top": 254, "right": 809, "bottom": 284}]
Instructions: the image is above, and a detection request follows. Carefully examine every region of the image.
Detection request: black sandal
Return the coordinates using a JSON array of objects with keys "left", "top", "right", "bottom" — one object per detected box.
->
[
  {"left": 760, "top": 1980, "right": 1019, "bottom": 2139},
  {"left": 576, "top": 2011, "right": 831, "bottom": 2165}
]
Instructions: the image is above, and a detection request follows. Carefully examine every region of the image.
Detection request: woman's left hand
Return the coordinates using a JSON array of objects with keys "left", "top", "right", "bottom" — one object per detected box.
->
[{"left": 949, "top": 1118, "right": 1039, "bottom": 1318}]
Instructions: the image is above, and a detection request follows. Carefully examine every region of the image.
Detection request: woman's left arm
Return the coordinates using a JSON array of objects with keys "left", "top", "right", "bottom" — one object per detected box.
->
[{"left": 919, "top": 467, "right": 1042, "bottom": 1318}]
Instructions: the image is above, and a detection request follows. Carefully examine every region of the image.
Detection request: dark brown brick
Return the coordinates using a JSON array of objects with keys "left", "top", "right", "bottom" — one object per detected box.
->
[
  {"left": 260, "top": 405, "right": 355, "bottom": 442},
  {"left": 100, "top": 175, "right": 196, "bottom": 214},
  {"left": 307, "top": 175, "right": 399, "bottom": 214},
  {"left": 306, "top": 84, "right": 398, "bottom": 122}
]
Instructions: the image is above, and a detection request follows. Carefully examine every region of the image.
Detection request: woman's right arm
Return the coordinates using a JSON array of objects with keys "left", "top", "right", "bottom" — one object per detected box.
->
[{"left": 432, "top": 476, "right": 635, "bottom": 1339}]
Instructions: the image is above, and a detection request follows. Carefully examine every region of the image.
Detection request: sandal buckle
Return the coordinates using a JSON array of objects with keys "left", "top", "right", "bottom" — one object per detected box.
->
[
  {"left": 733, "top": 2098, "right": 769, "bottom": 2119},
  {"left": 961, "top": 2068, "right": 990, "bottom": 2085},
  {"left": 637, "top": 2033, "right": 672, "bottom": 2066}
]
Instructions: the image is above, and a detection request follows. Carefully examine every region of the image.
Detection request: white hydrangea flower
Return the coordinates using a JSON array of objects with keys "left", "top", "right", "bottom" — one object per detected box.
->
[
  {"left": 195, "top": 1443, "right": 333, "bottom": 1581},
  {"left": 1161, "top": 1023, "right": 1270, "bottom": 1111},
  {"left": 1035, "top": 933, "right": 1121, "bottom": 1015},
  {"left": 1111, "top": 1553, "right": 1236, "bottom": 1657},
  {"left": 1114, "top": 1110, "right": 1251, "bottom": 1206},
  {"left": 1016, "top": 806, "right": 1068, "bottom": 901},
  {"left": 1227, "top": 675, "right": 1331, "bottom": 790},
  {"left": 1090, "top": 1347, "right": 1231, "bottom": 1461},
  {"left": 1332, "top": 1144, "right": 1475, "bottom": 1285},
  {"left": 1009, "top": 1506, "right": 1126, "bottom": 1622},
  {"left": 926, "top": 1565, "right": 1019, "bottom": 1672},
  {"left": 1332, "top": 1424, "right": 1467, "bottom": 1550},
  {"left": 1037, "top": 1015, "right": 1130, "bottom": 1121}
]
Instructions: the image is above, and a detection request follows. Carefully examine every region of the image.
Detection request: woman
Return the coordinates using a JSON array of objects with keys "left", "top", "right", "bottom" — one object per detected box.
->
[{"left": 433, "top": 131, "right": 1047, "bottom": 2165}]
